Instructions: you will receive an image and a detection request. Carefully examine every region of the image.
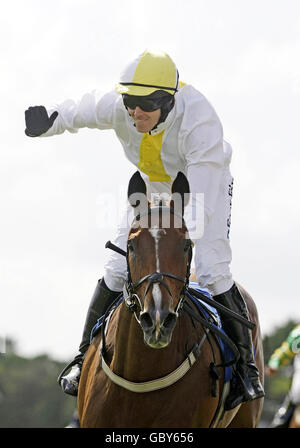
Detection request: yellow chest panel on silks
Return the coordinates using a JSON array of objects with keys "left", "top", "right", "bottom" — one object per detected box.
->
[
  {"left": 137, "top": 81, "right": 187, "bottom": 183},
  {"left": 138, "top": 131, "right": 171, "bottom": 182}
]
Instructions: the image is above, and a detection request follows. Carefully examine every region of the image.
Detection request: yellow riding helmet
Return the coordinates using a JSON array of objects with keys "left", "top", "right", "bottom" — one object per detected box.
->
[{"left": 115, "top": 50, "right": 179, "bottom": 97}]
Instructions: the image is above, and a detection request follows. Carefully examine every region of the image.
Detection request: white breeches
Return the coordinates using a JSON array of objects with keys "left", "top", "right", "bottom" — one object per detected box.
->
[{"left": 103, "top": 168, "right": 234, "bottom": 296}]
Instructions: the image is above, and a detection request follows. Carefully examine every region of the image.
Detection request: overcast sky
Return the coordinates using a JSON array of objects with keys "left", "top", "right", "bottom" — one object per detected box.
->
[{"left": 1, "top": 0, "right": 300, "bottom": 361}]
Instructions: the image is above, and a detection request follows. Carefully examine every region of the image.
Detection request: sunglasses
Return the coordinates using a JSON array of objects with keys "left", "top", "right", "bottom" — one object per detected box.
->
[{"left": 122, "top": 94, "right": 172, "bottom": 112}]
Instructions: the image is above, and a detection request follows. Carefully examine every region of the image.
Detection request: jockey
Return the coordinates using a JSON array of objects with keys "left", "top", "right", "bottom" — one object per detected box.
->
[
  {"left": 25, "top": 49, "right": 264, "bottom": 410},
  {"left": 265, "top": 324, "right": 300, "bottom": 427}
]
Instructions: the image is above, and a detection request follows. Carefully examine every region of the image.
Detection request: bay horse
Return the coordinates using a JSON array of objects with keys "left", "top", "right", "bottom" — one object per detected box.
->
[
  {"left": 77, "top": 171, "right": 264, "bottom": 428},
  {"left": 289, "top": 404, "right": 300, "bottom": 428}
]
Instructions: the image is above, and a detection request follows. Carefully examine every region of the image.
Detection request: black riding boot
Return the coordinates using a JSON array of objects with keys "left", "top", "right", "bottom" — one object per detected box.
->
[
  {"left": 214, "top": 283, "right": 265, "bottom": 410},
  {"left": 58, "top": 278, "right": 121, "bottom": 396}
]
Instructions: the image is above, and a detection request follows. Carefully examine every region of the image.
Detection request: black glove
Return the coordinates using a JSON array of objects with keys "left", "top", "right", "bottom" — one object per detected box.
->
[{"left": 25, "top": 106, "right": 58, "bottom": 137}]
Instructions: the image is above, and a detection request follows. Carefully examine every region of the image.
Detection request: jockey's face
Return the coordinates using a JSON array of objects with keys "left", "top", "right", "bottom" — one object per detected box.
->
[{"left": 128, "top": 106, "right": 161, "bottom": 133}]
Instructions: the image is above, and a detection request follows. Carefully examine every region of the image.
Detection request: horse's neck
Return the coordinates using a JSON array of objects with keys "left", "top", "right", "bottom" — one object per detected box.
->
[
  {"left": 111, "top": 304, "right": 153, "bottom": 378},
  {"left": 111, "top": 304, "right": 192, "bottom": 381}
]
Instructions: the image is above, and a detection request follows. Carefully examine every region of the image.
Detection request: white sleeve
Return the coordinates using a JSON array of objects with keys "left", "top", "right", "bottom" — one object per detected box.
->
[
  {"left": 41, "top": 90, "right": 120, "bottom": 137},
  {"left": 181, "top": 95, "right": 224, "bottom": 235}
]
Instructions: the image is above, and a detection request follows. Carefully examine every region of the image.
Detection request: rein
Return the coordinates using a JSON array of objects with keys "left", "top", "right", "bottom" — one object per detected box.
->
[{"left": 105, "top": 239, "right": 255, "bottom": 330}]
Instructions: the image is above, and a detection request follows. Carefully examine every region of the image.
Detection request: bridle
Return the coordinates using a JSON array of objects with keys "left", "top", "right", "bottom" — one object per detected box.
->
[
  {"left": 102, "top": 205, "right": 252, "bottom": 396},
  {"left": 100, "top": 206, "right": 201, "bottom": 394},
  {"left": 122, "top": 206, "right": 193, "bottom": 323}
]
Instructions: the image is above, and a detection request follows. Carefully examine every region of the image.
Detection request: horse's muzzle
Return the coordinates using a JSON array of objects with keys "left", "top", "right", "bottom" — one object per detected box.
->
[{"left": 139, "top": 309, "right": 178, "bottom": 349}]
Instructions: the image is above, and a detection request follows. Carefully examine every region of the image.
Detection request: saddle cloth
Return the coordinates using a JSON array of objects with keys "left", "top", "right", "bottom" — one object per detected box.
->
[{"left": 90, "top": 281, "right": 235, "bottom": 382}]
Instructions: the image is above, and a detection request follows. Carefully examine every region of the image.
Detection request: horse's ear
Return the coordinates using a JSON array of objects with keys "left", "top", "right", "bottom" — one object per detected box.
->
[
  {"left": 128, "top": 171, "right": 147, "bottom": 201},
  {"left": 170, "top": 172, "right": 190, "bottom": 215},
  {"left": 128, "top": 171, "right": 149, "bottom": 213}
]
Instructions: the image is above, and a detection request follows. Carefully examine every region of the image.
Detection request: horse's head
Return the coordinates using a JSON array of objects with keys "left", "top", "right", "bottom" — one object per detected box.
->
[{"left": 125, "top": 171, "right": 193, "bottom": 349}]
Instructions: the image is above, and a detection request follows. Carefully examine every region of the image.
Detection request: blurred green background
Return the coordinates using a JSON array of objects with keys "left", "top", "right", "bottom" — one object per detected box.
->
[
  {"left": 0, "top": 319, "right": 297, "bottom": 427},
  {"left": 0, "top": 341, "right": 76, "bottom": 428}
]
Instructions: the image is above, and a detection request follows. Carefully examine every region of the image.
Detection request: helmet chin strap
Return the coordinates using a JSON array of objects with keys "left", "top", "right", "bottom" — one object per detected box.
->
[
  {"left": 150, "top": 69, "right": 178, "bottom": 131},
  {"left": 150, "top": 97, "right": 175, "bottom": 132}
]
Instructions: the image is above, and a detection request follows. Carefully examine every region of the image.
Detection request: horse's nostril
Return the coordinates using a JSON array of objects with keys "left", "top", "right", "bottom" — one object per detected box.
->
[
  {"left": 163, "top": 313, "right": 177, "bottom": 331},
  {"left": 140, "top": 312, "right": 154, "bottom": 332}
]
